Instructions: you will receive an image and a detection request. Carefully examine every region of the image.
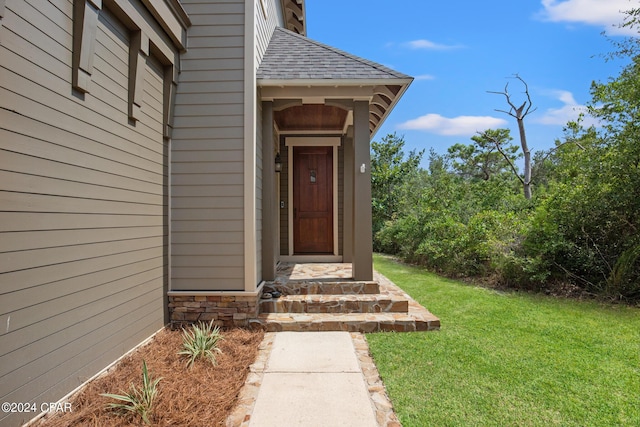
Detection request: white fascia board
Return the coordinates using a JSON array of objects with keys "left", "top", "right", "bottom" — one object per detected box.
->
[
  {"left": 244, "top": 0, "right": 257, "bottom": 292},
  {"left": 257, "top": 78, "right": 413, "bottom": 87},
  {"left": 260, "top": 86, "right": 376, "bottom": 102}
]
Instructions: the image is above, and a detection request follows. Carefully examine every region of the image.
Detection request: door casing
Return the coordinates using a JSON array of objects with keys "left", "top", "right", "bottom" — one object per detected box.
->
[{"left": 285, "top": 137, "right": 340, "bottom": 260}]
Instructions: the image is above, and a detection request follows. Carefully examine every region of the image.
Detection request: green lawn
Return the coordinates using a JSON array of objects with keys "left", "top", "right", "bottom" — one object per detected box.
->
[{"left": 368, "top": 254, "right": 640, "bottom": 427}]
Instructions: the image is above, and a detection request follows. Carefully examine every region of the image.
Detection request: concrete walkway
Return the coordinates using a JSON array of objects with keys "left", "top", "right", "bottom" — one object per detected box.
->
[{"left": 226, "top": 332, "right": 400, "bottom": 427}]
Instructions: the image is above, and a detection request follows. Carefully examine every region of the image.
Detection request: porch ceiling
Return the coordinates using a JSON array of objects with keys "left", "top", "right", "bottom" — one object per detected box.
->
[
  {"left": 274, "top": 104, "right": 348, "bottom": 131},
  {"left": 257, "top": 28, "right": 413, "bottom": 136}
]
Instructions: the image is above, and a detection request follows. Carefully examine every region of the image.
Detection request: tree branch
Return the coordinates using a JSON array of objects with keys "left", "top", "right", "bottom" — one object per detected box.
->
[
  {"left": 489, "top": 74, "right": 538, "bottom": 119},
  {"left": 480, "top": 131, "right": 525, "bottom": 186},
  {"left": 552, "top": 261, "right": 602, "bottom": 292},
  {"left": 493, "top": 107, "right": 516, "bottom": 118},
  {"left": 513, "top": 74, "right": 537, "bottom": 117},
  {"left": 538, "top": 139, "right": 586, "bottom": 164}
]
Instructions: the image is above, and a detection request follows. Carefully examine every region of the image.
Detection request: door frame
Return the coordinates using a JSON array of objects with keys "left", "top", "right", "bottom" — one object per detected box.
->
[{"left": 284, "top": 136, "right": 341, "bottom": 261}]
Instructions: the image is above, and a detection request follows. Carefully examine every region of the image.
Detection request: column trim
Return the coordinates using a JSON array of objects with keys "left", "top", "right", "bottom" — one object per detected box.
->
[
  {"left": 352, "top": 101, "right": 373, "bottom": 280},
  {"left": 343, "top": 130, "right": 354, "bottom": 263},
  {"left": 261, "top": 101, "right": 276, "bottom": 280},
  {"left": 243, "top": 0, "right": 257, "bottom": 292}
]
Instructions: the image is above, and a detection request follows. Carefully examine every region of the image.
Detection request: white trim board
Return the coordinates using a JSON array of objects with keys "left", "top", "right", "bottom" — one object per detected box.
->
[{"left": 285, "top": 136, "right": 341, "bottom": 146}]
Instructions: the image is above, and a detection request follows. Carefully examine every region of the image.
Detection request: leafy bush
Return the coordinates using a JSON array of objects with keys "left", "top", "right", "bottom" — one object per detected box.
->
[{"left": 526, "top": 181, "right": 640, "bottom": 299}]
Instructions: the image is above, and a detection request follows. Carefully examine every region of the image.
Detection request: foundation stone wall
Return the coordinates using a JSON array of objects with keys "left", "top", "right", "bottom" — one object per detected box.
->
[{"left": 169, "top": 293, "right": 262, "bottom": 329}]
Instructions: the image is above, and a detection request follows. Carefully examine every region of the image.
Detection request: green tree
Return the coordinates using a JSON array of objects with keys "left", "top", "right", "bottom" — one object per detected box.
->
[
  {"left": 447, "top": 128, "right": 520, "bottom": 181},
  {"left": 530, "top": 120, "right": 590, "bottom": 189},
  {"left": 370, "top": 133, "right": 424, "bottom": 243},
  {"left": 525, "top": 11, "right": 640, "bottom": 300},
  {"left": 376, "top": 151, "right": 529, "bottom": 278}
]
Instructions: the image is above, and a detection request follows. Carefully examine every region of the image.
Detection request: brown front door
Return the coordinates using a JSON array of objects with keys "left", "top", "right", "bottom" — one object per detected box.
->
[{"left": 293, "top": 146, "right": 333, "bottom": 254}]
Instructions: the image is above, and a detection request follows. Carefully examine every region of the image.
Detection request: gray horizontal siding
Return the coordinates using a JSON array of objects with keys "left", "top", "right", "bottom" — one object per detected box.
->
[
  {"left": 0, "top": 2, "right": 170, "bottom": 425},
  {"left": 255, "top": 0, "right": 277, "bottom": 65},
  {"left": 171, "top": 0, "right": 245, "bottom": 291}
]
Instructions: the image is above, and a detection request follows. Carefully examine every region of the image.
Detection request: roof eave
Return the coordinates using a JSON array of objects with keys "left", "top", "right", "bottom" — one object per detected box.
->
[
  {"left": 257, "top": 78, "right": 414, "bottom": 87},
  {"left": 370, "top": 79, "right": 413, "bottom": 138}
]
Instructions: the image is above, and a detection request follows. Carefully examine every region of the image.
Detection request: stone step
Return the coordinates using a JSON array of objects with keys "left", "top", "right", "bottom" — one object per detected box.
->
[
  {"left": 251, "top": 311, "right": 441, "bottom": 333},
  {"left": 260, "top": 294, "right": 409, "bottom": 314},
  {"left": 264, "top": 280, "right": 379, "bottom": 295},
  {"left": 254, "top": 270, "right": 441, "bottom": 334}
]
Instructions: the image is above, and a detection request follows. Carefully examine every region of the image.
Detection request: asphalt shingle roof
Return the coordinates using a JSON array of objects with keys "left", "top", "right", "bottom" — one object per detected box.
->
[{"left": 257, "top": 27, "right": 412, "bottom": 81}]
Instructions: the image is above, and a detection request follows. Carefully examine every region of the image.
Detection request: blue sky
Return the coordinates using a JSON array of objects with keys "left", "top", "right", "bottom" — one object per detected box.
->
[{"left": 305, "top": 0, "right": 637, "bottom": 166}]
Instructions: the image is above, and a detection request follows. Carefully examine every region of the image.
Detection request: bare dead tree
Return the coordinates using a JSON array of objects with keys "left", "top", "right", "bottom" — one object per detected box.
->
[{"left": 488, "top": 74, "right": 537, "bottom": 199}]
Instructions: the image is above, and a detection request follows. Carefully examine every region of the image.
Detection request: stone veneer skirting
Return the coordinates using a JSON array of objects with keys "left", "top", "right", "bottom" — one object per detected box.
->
[{"left": 168, "top": 289, "right": 263, "bottom": 329}]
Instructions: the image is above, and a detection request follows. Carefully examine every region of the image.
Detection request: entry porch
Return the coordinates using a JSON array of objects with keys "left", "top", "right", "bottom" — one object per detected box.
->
[
  {"left": 254, "top": 262, "right": 441, "bottom": 332},
  {"left": 169, "top": 262, "right": 440, "bottom": 332}
]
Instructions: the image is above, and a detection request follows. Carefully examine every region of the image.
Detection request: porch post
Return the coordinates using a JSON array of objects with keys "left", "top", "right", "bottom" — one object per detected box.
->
[
  {"left": 261, "top": 101, "right": 276, "bottom": 280},
  {"left": 352, "top": 100, "right": 373, "bottom": 280},
  {"left": 343, "top": 129, "right": 354, "bottom": 263}
]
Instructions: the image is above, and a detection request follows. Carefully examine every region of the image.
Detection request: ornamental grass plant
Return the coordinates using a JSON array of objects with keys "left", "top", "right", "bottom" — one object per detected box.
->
[
  {"left": 178, "top": 321, "right": 224, "bottom": 368},
  {"left": 100, "top": 360, "right": 161, "bottom": 425}
]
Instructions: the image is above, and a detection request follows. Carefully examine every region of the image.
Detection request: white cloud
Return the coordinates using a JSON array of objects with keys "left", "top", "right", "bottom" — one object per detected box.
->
[
  {"left": 534, "top": 90, "right": 600, "bottom": 126},
  {"left": 398, "top": 114, "right": 508, "bottom": 136},
  {"left": 405, "top": 39, "right": 463, "bottom": 50},
  {"left": 414, "top": 74, "right": 436, "bottom": 81},
  {"left": 539, "top": 0, "right": 636, "bottom": 35}
]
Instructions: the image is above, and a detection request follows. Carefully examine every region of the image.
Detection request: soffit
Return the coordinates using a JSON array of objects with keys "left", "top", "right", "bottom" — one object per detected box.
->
[{"left": 274, "top": 105, "right": 348, "bottom": 131}]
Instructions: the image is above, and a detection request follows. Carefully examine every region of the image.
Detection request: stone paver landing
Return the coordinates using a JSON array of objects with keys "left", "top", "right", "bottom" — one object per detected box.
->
[{"left": 252, "top": 263, "right": 440, "bottom": 333}]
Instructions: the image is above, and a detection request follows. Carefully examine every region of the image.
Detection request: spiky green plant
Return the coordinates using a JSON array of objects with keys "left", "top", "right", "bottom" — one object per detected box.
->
[
  {"left": 178, "top": 321, "right": 224, "bottom": 368},
  {"left": 607, "top": 244, "right": 640, "bottom": 299},
  {"left": 100, "top": 360, "right": 161, "bottom": 425}
]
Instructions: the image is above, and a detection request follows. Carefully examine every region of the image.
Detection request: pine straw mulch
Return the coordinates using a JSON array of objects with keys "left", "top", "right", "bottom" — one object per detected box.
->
[{"left": 37, "top": 327, "right": 264, "bottom": 427}]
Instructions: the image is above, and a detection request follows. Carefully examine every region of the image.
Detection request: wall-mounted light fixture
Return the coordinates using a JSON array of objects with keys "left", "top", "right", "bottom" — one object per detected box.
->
[{"left": 275, "top": 153, "right": 282, "bottom": 172}]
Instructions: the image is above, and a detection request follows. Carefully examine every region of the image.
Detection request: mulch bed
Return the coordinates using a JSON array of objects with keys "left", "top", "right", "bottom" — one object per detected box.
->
[{"left": 37, "top": 327, "right": 264, "bottom": 427}]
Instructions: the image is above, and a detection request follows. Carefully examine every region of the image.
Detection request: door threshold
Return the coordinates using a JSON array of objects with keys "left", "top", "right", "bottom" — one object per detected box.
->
[{"left": 280, "top": 255, "right": 343, "bottom": 263}]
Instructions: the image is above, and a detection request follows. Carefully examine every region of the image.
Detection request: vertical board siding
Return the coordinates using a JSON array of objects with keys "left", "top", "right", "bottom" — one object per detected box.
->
[
  {"left": 171, "top": 0, "right": 245, "bottom": 291},
  {"left": 0, "top": 2, "right": 169, "bottom": 425}
]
